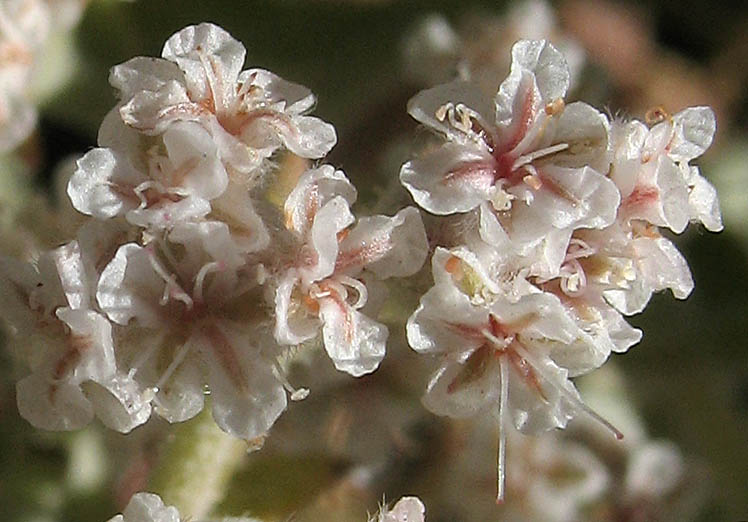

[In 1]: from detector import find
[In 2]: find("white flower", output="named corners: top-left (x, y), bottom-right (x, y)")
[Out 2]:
top-left (376, 496), bottom-right (426, 522)
top-left (68, 120), bottom-right (228, 230)
top-left (1, 241), bottom-right (149, 432)
top-left (401, 40), bottom-right (618, 250)
top-left (612, 107), bottom-right (722, 233)
top-left (407, 247), bottom-right (621, 501)
top-left (110, 23), bottom-right (336, 175)
top-left (274, 165), bottom-right (428, 376)
top-left (96, 224), bottom-right (286, 440)
top-left (0, 0), bottom-right (49, 151)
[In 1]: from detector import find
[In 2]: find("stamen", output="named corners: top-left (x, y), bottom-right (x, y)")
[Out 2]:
top-left (127, 333), bottom-right (164, 379)
top-left (511, 342), bottom-right (623, 440)
top-left (134, 180), bottom-right (164, 209)
top-left (435, 102), bottom-right (452, 122)
top-left (496, 356), bottom-right (509, 504)
top-left (559, 259), bottom-right (587, 297)
top-left (481, 328), bottom-right (510, 350)
top-left (154, 338), bottom-right (193, 390)
top-left (337, 275), bottom-right (368, 310)
top-left (193, 261), bottom-right (221, 304)
top-left (522, 174), bottom-right (543, 190)
top-left (565, 238), bottom-right (596, 261)
top-left (147, 250), bottom-right (193, 309)
top-left (511, 142), bottom-right (570, 171)
top-left (272, 363), bottom-right (310, 402)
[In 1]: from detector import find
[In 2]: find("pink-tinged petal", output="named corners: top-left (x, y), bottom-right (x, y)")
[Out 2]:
top-left (68, 148), bottom-right (146, 219)
top-left (162, 121), bottom-right (228, 200)
top-left (284, 165), bottom-right (356, 237)
top-left (301, 196), bottom-right (355, 285)
top-left (153, 357), bottom-right (205, 423)
top-left (97, 244), bottom-right (164, 328)
top-left (538, 165), bottom-right (620, 230)
top-left (379, 496), bottom-right (426, 522)
top-left (161, 23), bottom-right (246, 107)
top-left (119, 81), bottom-right (193, 134)
top-left (273, 271), bottom-right (320, 346)
top-left (109, 56), bottom-right (184, 100)
top-left (97, 106), bottom-right (142, 153)
top-left (210, 186), bottom-right (270, 253)
top-left (656, 158), bottom-right (690, 234)
top-left (115, 492), bottom-right (180, 522)
top-left (492, 293), bottom-right (576, 344)
top-left (278, 115), bottom-right (337, 159)
top-left (169, 221), bottom-right (243, 271)
top-left (195, 324), bottom-right (287, 440)
top-left (336, 207), bottom-right (428, 279)
top-left (669, 107), bottom-right (715, 162)
top-left (686, 167), bottom-right (723, 232)
top-left (508, 165), bottom-right (619, 246)
top-left (126, 195), bottom-right (211, 230)
top-left (610, 119), bottom-right (648, 198)
top-left (16, 373), bottom-right (93, 431)
top-left (506, 347), bottom-right (577, 433)
top-left (599, 305), bottom-right (642, 353)
top-left (86, 374), bottom-right (152, 433)
top-left (633, 237), bottom-right (694, 300)
top-left (318, 295), bottom-right (388, 376)
top-left (527, 227), bottom-right (573, 280)
top-left (478, 202), bottom-right (511, 249)
top-left (407, 79), bottom-right (497, 144)
top-left (55, 307), bottom-right (117, 382)
top-left (400, 142), bottom-right (496, 215)
top-left (240, 68), bottom-right (316, 115)
top-left (0, 256), bottom-right (40, 332)
top-left (76, 219), bottom-right (133, 293)
top-left (509, 40), bottom-right (569, 103)
top-left (604, 277), bottom-right (652, 316)
top-left (543, 101), bottom-right (611, 173)
top-left (50, 241), bottom-right (89, 309)
top-left (0, 94), bottom-right (36, 153)
top-left (422, 355), bottom-right (500, 418)
top-left (495, 40), bottom-right (569, 130)
top-left (406, 282), bottom-right (488, 356)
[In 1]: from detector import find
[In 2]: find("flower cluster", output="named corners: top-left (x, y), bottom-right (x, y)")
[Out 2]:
top-left (401, 38), bottom-right (721, 500)
top-left (0, 0), bottom-right (86, 151)
top-left (0, 23), bottom-right (427, 440)
top-left (109, 492), bottom-right (425, 522)
top-left (107, 492), bottom-right (260, 522)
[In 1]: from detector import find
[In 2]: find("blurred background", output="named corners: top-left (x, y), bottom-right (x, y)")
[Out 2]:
top-left (0, 1), bottom-right (746, 520)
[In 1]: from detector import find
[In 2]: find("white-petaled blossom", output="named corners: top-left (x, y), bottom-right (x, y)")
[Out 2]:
top-left (1, 241), bottom-right (149, 432)
top-left (375, 496), bottom-right (426, 522)
top-left (96, 225), bottom-right (286, 440)
top-left (68, 120), bottom-right (228, 230)
top-left (107, 492), bottom-right (261, 522)
top-left (0, 0), bottom-right (49, 151)
top-left (0, 0), bottom-right (88, 152)
top-left (274, 165), bottom-right (428, 377)
top-left (2, 22), bottom-right (432, 442)
top-left (611, 107), bottom-right (722, 234)
top-left (399, 35), bottom-right (724, 503)
top-left (407, 248), bottom-right (621, 502)
top-left (401, 40), bottom-right (619, 251)
top-left (110, 23), bottom-right (336, 175)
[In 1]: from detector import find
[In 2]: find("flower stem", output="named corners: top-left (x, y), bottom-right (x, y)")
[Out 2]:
top-left (148, 407), bottom-right (247, 519)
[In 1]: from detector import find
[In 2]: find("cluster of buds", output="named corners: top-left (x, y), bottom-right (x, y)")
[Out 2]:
top-left (0, 23), bottom-right (427, 441)
top-left (400, 38), bottom-right (721, 501)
